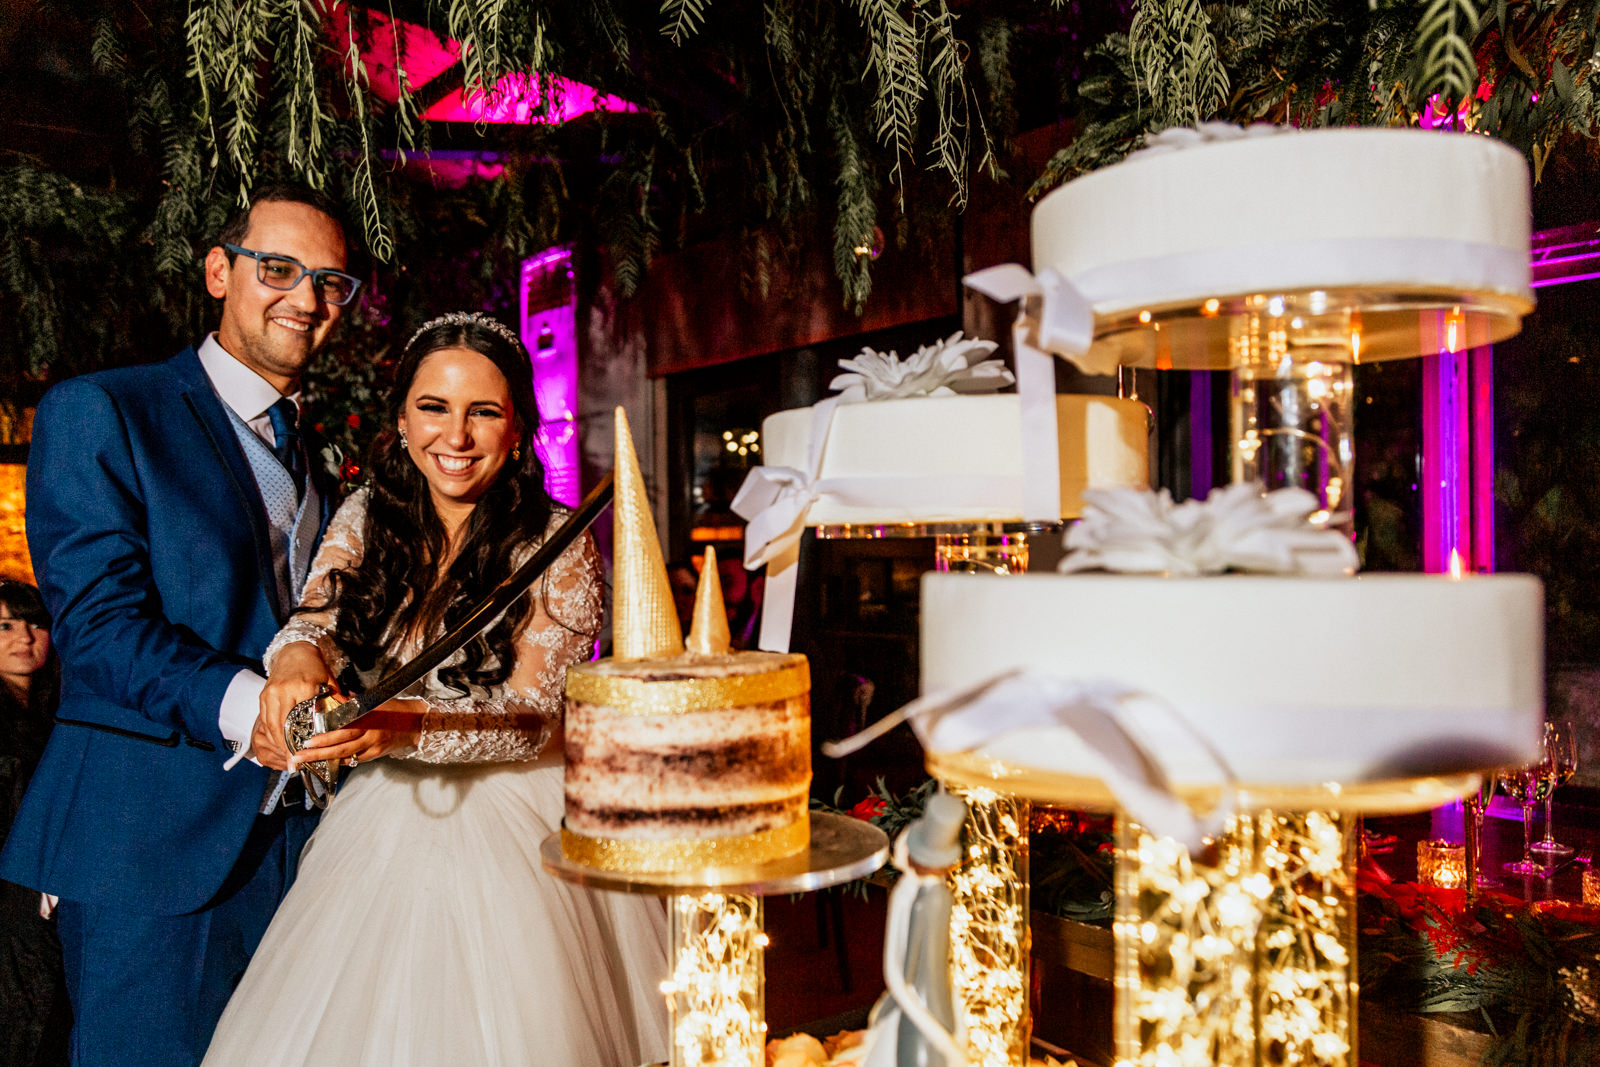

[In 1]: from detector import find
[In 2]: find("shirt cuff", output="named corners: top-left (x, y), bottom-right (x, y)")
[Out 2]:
top-left (219, 669), bottom-right (267, 769)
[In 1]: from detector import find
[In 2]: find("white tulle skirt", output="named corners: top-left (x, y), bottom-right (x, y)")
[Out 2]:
top-left (204, 753), bottom-right (670, 1067)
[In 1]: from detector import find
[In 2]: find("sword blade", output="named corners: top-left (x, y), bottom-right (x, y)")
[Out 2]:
top-left (320, 473), bottom-right (615, 731)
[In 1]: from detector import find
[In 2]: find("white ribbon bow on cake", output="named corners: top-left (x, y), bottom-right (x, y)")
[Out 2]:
top-left (732, 334), bottom-right (1017, 651)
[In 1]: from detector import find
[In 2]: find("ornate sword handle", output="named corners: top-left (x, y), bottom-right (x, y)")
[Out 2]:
top-left (283, 683), bottom-right (340, 809)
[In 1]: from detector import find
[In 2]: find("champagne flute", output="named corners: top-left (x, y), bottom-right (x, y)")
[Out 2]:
top-left (1465, 773), bottom-right (1500, 888)
top-left (1530, 721), bottom-right (1578, 857)
top-left (1500, 759), bottom-right (1551, 875)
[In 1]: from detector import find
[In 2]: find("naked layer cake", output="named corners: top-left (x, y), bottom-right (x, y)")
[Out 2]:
top-left (563, 649), bottom-right (811, 865)
top-left (561, 408), bottom-right (812, 872)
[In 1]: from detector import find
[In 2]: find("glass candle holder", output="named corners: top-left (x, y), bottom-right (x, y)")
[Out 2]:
top-left (1583, 868), bottom-right (1600, 907)
top-left (1417, 839), bottom-right (1467, 889)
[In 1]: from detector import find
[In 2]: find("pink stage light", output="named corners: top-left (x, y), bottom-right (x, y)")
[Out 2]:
top-left (421, 72), bottom-right (638, 125)
top-left (326, 3), bottom-right (459, 105)
top-left (326, 2), bottom-right (637, 124)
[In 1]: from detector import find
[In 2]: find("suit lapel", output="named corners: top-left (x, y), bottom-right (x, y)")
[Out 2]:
top-left (172, 348), bottom-right (288, 623)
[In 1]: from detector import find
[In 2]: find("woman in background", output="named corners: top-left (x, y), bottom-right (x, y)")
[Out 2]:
top-left (0, 580), bottom-right (69, 1067)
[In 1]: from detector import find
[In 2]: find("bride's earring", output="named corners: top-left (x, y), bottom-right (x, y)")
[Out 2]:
top-left (398, 426), bottom-right (409, 448)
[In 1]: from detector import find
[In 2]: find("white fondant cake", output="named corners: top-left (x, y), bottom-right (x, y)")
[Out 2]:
top-left (1031, 126), bottom-right (1535, 369)
top-left (919, 571), bottom-right (1544, 789)
top-left (761, 394), bottom-right (1149, 525)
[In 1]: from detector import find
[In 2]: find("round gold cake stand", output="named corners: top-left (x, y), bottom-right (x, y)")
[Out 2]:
top-left (541, 812), bottom-right (889, 1067)
top-left (926, 750), bottom-right (1484, 815)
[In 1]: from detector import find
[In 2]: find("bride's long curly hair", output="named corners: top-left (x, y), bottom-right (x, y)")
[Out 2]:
top-left (318, 316), bottom-right (558, 693)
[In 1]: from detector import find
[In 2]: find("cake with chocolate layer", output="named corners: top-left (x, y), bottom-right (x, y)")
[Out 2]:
top-left (564, 650), bottom-right (811, 860)
top-left (560, 408), bottom-right (812, 872)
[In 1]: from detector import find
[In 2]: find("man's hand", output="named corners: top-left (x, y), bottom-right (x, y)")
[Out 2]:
top-left (252, 642), bottom-right (338, 771)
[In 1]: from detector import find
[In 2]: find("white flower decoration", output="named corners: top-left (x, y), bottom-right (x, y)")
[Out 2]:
top-left (1058, 483), bottom-right (1358, 577)
top-left (829, 331), bottom-right (1014, 402)
top-left (1126, 121), bottom-right (1290, 162)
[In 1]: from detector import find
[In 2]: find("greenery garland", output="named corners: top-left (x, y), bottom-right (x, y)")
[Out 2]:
top-left (1359, 873), bottom-right (1600, 1066)
top-left (1034, 0), bottom-right (1600, 193)
top-left (10, 0), bottom-right (1600, 412)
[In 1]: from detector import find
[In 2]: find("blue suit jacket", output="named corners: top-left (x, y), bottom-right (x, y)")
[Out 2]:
top-left (0, 348), bottom-right (335, 914)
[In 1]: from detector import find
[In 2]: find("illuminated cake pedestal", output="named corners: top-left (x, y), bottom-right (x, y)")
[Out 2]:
top-left (820, 522), bottom-right (1039, 1065)
top-left (542, 812), bottom-right (888, 1067)
top-left (929, 750), bottom-right (1480, 1067)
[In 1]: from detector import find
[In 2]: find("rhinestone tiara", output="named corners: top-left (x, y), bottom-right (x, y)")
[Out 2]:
top-left (404, 311), bottom-right (525, 355)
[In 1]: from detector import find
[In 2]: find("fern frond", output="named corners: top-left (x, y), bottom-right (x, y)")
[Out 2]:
top-left (661, 0), bottom-right (710, 45)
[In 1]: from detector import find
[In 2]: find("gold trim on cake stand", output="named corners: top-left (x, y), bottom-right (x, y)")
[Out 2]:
top-left (541, 812), bottom-right (889, 1067)
top-left (927, 750), bottom-right (1484, 816)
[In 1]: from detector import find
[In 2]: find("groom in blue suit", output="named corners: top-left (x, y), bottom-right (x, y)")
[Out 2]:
top-left (1, 185), bottom-right (358, 1066)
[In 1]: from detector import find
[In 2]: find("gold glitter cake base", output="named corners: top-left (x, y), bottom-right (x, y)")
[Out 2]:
top-left (560, 819), bottom-right (811, 874)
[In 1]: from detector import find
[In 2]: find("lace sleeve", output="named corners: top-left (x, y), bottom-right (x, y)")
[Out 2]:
top-left (408, 525), bottom-right (604, 764)
top-left (262, 488), bottom-right (370, 677)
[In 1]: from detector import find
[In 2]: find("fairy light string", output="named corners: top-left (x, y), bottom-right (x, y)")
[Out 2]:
top-left (1115, 810), bottom-right (1357, 1067)
top-left (660, 893), bottom-right (767, 1067)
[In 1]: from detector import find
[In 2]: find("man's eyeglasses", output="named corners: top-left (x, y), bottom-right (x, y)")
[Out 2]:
top-left (224, 244), bottom-right (363, 307)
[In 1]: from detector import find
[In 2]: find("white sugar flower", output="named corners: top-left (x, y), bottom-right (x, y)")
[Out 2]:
top-left (829, 331), bottom-right (1013, 402)
top-left (1060, 484), bottom-right (1357, 576)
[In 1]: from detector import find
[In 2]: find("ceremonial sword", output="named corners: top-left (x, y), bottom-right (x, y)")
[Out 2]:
top-left (283, 473), bottom-right (615, 806)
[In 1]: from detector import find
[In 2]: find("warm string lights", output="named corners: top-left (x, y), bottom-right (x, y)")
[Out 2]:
top-left (661, 893), bottom-right (767, 1067)
top-left (946, 785), bottom-right (1031, 1066)
top-left (1115, 810), bottom-right (1357, 1067)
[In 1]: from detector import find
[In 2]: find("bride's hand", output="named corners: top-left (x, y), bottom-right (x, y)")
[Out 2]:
top-left (291, 697), bottom-right (423, 768)
top-left (253, 642), bottom-right (340, 770)
top-left (291, 725), bottom-right (419, 767)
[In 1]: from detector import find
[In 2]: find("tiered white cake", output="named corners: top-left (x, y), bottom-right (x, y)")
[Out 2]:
top-left (920, 571), bottom-right (1544, 791)
top-left (761, 394), bottom-right (1150, 526)
top-left (915, 126), bottom-right (1545, 794)
top-left (1030, 125), bottom-right (1535, 370)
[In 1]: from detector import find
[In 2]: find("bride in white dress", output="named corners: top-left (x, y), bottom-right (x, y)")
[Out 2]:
top-left (204, 312), bottom-right (669, 1067)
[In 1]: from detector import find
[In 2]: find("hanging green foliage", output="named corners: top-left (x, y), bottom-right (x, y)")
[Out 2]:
top-left (1034, 0), bottom-right (1600, 194)
top-left (177, 0), bottom-right (999, 313)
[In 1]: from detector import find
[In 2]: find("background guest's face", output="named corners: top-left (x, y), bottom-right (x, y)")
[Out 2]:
top-left (205, 200), bottom-right (349, 393)
top-left (0, 604), bottom-right (50, 697)
top-left (397, 346), bottom-right (518, 511)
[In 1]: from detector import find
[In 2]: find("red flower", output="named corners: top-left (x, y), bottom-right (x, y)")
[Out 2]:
top-left (339, 458), bottom-right (362, 482)
top-left (346, 414), bottom-right (361, 428)
top-left (849, 796), bottom-right (888, 822)
top-left (314, 423), bottom-right (325, 433)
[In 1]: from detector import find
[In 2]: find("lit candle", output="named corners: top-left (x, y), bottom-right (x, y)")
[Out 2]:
top-left (1583, 868), bottom-right (1600, 907)
top-left (1417, 839), bottom-right (1467, 889)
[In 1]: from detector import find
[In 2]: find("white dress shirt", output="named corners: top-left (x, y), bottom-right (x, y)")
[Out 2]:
top-left (197, 335), bottom-right (302, 765)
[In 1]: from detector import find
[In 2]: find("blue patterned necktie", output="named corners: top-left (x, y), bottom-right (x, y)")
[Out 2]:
top-left (266, 397), bottom-right (307, 498)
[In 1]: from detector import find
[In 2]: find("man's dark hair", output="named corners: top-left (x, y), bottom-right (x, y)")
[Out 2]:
top-left (216, 182), bottom-right (360, 267)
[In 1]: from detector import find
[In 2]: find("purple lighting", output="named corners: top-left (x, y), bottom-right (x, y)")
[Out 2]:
top-left (520, 248), bottom-right (581, 506)
top-left (327, 2), bottom-right (638, 128)
top-left (423, 73), bottom-right (638, 125)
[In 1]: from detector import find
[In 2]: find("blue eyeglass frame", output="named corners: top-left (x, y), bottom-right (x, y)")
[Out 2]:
top-left (224, 244), bottom-right (363, 306)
